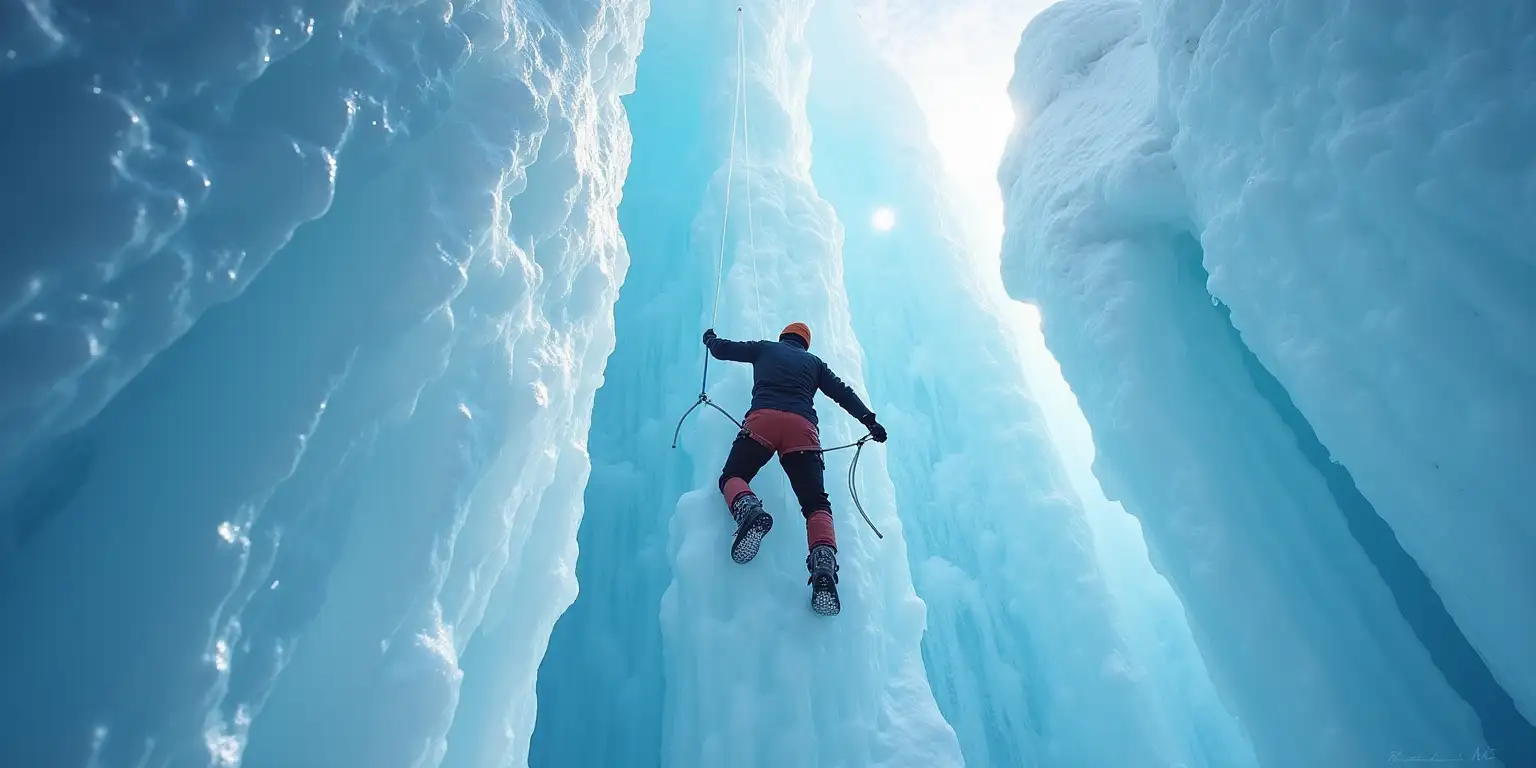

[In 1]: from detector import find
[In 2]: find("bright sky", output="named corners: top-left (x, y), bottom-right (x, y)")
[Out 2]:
top-left (847, 0), bottom-right (1120, 499)
top-left (846, 0), bottom-right (1175, 592)
top-left (850, 0), bottom-right (1058, 249)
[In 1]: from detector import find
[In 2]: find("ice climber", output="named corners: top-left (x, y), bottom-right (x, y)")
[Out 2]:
top-left (702, 322), bottom-right (888, 616)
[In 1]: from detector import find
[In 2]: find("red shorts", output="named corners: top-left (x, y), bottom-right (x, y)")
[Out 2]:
top-left (744, 409), bottom-right (821, 455)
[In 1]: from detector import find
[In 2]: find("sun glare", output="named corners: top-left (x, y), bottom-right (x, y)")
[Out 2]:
top-left (872, 206), bottom-right (896, 231)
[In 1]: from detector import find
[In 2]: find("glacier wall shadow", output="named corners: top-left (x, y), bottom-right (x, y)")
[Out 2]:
top-left (0, 1), bottom-right (643, 766)
top-left (529, 0), bottom-right (729, 761)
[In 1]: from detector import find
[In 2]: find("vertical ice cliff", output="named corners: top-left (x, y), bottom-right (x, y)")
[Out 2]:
top-left (805, 2), bottom-right (1256, 766)
top-left (534, 1), bottom-right (961, 766)
top-left (1001, 0), bottom-right (1534, 765)
top-left (0, 1), bottom-right (644, 766)
top-left (529, 0), bottom-right (722, 762)
top-left (1143, 0), bottom-right (1536, 728)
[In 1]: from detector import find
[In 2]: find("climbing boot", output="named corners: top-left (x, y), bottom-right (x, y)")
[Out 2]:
top-left (807, 544), bottom-right (841, 616)
top-left (729, 493), bottom-right (773, 564)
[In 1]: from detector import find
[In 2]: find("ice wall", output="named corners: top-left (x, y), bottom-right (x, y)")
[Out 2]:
top-left (1000, 0), bottom-right (1533, 765)
top-left (531, 0), bottom-right (731, 760)
top-left (804, 2), bottom-right (1256, 767)
top-left (1143, 0), bottom-right (1536, 727)
top-left (533, 2), bottom-right (961, 766)
top-left (0, 1), bottom-right (643, 766)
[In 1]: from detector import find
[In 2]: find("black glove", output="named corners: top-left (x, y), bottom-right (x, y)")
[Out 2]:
top-left (703, 328), bottom-right (717, 346)
top-left (861, 413), bottom-right (888, 443)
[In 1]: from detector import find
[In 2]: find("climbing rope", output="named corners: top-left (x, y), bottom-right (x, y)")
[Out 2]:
top-left (671, 7), bottom-right (749, 449)
top-left (739, 12), bottom-right (765, 339)
top-left (707, 9), bottom-right (745, 337)
top-left (847, 438), bottom-right (882, 538)
top-left (668, 7), bottom-right (881, 540)
top-left (827, 435), bottom-right (882, 539)
top-left (670, 393), bottom-right (744, 449)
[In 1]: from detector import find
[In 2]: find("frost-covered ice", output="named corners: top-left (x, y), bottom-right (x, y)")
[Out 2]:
top-left (0, 1), bottom-right (643, 765)
top-left (1001, 0), bottom-right (1534, 764)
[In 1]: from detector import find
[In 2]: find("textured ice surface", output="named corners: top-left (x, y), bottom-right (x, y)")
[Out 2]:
top-left (805, 2), bottom-right (1256, 767)
top-left (1145, 0), bottom-right (1536, 726)
top-left (0, 1), bottom-right (643, 766)
top-left (534, 1), bottom-right (961, 766)
top-left (528, 0), bottom-right (713, 763)
top-left (1000, 0), bottom-right (1531, 764)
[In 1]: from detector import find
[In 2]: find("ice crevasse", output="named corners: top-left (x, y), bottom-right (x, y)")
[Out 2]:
top-left (1001, 0), bottom-right (1535, 765)
top-left (543, 0), bottom-right (1255, 765)
top-left (536, 0), bottom-right (965, 765)
top-left (1, 0), bottom-right (1532, 764)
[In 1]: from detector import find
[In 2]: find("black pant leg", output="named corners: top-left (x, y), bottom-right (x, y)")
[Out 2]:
top-left (779, 450), bottom-right (831, 518)
top-left (718, 430), bottom-right (775, 493)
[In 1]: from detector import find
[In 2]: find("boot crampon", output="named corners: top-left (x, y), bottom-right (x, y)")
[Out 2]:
top-left (807, 544), bottom-right (840, 616)
top-left (729, 492), bottom-right (774, 565)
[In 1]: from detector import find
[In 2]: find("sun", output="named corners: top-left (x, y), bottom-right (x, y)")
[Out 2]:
top-left (871, 206), bottom-right (896, 231)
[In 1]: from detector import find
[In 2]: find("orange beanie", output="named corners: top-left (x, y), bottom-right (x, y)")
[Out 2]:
top-left (781, 322), bottom-right (811, 348)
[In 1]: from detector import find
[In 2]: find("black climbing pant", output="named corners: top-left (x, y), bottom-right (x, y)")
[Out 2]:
top-left (718, 429), bottom-right (830, 520)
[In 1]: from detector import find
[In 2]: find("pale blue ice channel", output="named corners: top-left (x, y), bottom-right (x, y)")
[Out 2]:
top-left (1, 0), bottom-right (1532, 766)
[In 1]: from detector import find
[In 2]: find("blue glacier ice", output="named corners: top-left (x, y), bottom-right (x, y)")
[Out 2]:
top-left (4, 0), bottom-right (1534, 765)
top-left (1, 0), bottom-right (643, 765)
top-left (1001, 0), bottom-right (1535, 765)
top-left (804, 2), bottom-right (1255, 766)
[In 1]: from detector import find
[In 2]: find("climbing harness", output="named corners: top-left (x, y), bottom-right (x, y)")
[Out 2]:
top-left (668, 7), bottom-right (881, 540)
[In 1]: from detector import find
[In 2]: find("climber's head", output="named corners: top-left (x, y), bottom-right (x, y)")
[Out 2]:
top-left (779, 322), bottom-right (811, 349)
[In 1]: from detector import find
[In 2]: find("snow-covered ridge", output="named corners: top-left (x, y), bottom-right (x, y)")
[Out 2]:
top-left (1001, 0), bottom-right (1534, 764)
top-left (0, 1), bottom-right (643, 765)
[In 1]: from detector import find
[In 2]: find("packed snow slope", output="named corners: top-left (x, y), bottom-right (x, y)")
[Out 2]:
top-left (1001, 0), bottom-right (1536, 765)
top-left (534, 2), bottom-right (961, 767)
top-left (804, 2), bottom-right (1256, 767)
top-left (0, 1), bottom-right (643, 766)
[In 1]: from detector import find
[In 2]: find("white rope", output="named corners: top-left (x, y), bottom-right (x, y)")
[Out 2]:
top-left (709, 7), bottom-right (747, 328)
top-left (740, 12), bottom-right (766, 340)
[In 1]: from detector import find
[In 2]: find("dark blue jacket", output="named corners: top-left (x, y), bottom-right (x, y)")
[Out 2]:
top-left (706, 335), bottom-right (873, 426)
